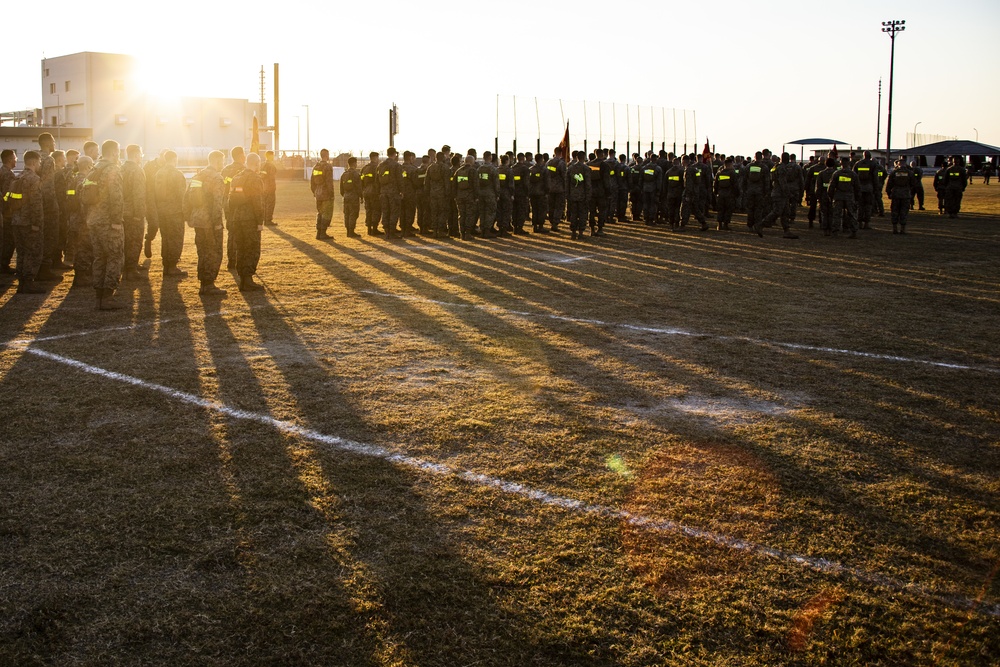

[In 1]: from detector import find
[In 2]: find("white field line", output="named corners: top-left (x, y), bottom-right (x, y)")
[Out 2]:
top-left (21, 345), bottom-right (1000, 619)
top-left (355, 290), bottom-right (1000, 374)
top-left (3, 288), bottom-right (997, 374)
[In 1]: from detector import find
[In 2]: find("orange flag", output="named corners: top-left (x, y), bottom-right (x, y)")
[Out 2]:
top-left (557, 122), bottom-right (570, 158)
top-left (250, 114), bottom-right (261, 155)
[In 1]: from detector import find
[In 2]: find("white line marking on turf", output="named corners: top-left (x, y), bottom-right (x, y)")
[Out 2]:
top-left (23, 345), bottom-right (1000, 619)
top-left (355, 290), bottom-right (1000, 374)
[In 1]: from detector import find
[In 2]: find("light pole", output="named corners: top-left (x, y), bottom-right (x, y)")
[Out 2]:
top-left (882, 19), bottom-right (905, 162)
top-left (913, 121), bottom-right (921, 148)
top-left (974, 128), bottom-right (979, 141)
top-left (302, 104), bottom-right (310, 180)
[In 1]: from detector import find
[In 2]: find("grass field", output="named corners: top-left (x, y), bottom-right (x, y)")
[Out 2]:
top-left (1, 180), bottom-right (999, 666)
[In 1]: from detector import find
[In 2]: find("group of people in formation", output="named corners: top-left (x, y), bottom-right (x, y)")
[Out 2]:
top-left (2, 133), bottom-right (973, 308)
top-left (1, 133), bottom-right (278, 306)
top-left (308, 145), bottom-right (970, 243)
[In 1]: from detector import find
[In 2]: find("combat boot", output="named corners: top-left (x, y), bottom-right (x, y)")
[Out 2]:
top-left (35, 268), bottom-right (61, 282)
top-left (17, 278), bottom-right (46, 294)
top-left (239, 275), bottom-right (264, 292)
top-left (163, 264), bottom-right (188, 277)
top-left (199, 282), bottom-right (228, 296)
top-left (98, 288), bottom-right (125, 310)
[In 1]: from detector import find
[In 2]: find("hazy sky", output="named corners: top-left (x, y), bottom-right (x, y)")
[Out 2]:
top-left (7, 0), bottom-right (998, 157)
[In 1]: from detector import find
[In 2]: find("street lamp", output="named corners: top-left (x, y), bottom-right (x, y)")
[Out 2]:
top-left (974, 128), bottom-right (979, 141)
top-left (302, 104), bottom-right (310, 181)
top-left (882, 19), bottom-right (905, 162)
top-left (913, 121), bottom-right (921, 148)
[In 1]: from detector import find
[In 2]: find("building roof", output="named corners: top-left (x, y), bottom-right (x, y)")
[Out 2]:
top-left (896, 139), bottom-right (1000, 156)
top-left (787, 138), bottom-right (850, 146)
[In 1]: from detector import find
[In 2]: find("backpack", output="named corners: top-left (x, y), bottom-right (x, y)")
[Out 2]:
top-left (186, 170), bottom-right (208, 209)
top-left (310, 164), bottom-right (326, 193)
top-left (82, 164), bottom-right (110, 206)
top-left (3, 174), bottom-right (27, 213)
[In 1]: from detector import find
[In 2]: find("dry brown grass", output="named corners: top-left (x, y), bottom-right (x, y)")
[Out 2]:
top-left (1, 180), bottom-right (998, 666)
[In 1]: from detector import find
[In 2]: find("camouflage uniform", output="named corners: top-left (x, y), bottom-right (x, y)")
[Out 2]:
top-left (260, 158), bottom-right (277, 224)
top-left (155, 164), bottom-right (188, 268)
top-left (38, 152), bottom-right (60, 270)
top-left (184, 165), bottom-right (225, 283)
top-left (0, 164), bottom-right (16, 269)
top-left (360, 160), bottom-right (382, 234)
top-left (122, 159), bottom-right (146, 271)
top-left (69, 171), bottom-right (94, 285)
top-left (339, 167), bottom-right (362, 236)
top-left (11, 169), bottom-right (44, 286)
top-left (143, 157), bottom-right (162, 248)
top-left (827, 167), bottom-right (861, 235)
top-left (87, 159), bottom-right (125, 292)
top-left (377, 158), bottom-right (404, 237)
top-left (423, 159), bottom-right (451, 238)
top-left (221, 161), bottom-right (244, 265)
top-left (476, 160), bottom-right (499, 235)
top-left (228, 167), bottom-right (264, 282)
top-left (310, 159), bottom-right (334, 236)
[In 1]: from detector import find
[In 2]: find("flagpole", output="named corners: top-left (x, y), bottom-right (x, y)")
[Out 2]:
top-left (535, 97), bottom-right (540, 155)
top-left (661, 107), bottom-right (666, 152)
top-left (683, 110), bottom-right (688, 155)
top-left (672, 108), bottom-right (677, 155)
top-left (649, 106), bottom-right (654, 153)
top-left (626, 104), bottom-right (630, 158)
top-left (513, 95), bottom-right (518, 156)
top-left (583, 100), bottom-right (588, 155)
top-left (693, 111), bottom-right (697, 155)
top-left (598, 101), bottom-right (603, 150)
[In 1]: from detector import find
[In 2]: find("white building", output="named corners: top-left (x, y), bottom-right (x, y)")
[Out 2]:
top-left (34, 51), bottom-right (269, 165)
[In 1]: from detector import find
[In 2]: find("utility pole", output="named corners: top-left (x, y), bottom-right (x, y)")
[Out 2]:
top-left (882, 19), bottom-right (905, 162)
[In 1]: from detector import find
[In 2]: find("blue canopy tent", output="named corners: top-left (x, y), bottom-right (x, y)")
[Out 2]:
top-left (785, 138), bottom-right (851, 161)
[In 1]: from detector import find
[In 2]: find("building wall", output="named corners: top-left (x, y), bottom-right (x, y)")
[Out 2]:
top-left (36, 52), bottom-right (269, 164)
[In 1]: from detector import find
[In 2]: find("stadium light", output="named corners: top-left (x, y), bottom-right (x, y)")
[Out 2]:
top-left (882, 19), bottom-right (905, 161)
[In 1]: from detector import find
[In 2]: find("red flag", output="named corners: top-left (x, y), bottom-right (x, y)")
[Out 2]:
top-left (702, 138), bottom-right (711, 162)
top-left (557, 122), bottom-right (569, 158)
top-left (830, 144), bottom-right (839, 160)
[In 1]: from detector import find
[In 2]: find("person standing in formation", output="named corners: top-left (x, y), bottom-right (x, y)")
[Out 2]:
top-left (87, 140), bottom-right (126, 310)
top-left (11, 151), bottom-right (46, 294)
top-left (340, 156), bottom-right (362, 238)
top-left (261, 150), bottom-right (277, 226)
top-left (827, 157), bottom-right (860, 238)
top-left (69, 156), bottom-right (94, 288)
top-left (886, 157), bottom-right (919, 235)
top-left (229, 152), bottom-right (265, 291)
top-left (184, 150), bottom-right (227, 296)
top-left (566, 150), bottom-right (591, 240)
top-left (121, 144), bottom-right (147, 280)
top-left (378, 147), bottom-right (404, 238)
top-left (222, 146), bottom-right (246, 268)
top-left (0, 149), bottom-right (18, 274)
top-left (361, 151), bottom-right (382, 236)
top-left (154, 150), bottom-right (188, 277)
top-left (311, 148), bottom-right (334, 240)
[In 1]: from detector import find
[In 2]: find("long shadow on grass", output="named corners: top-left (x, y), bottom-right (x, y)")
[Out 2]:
top-left (0, 270), bottom-right (248, 664)
top-left (187, 283), bottom-right (600, 664)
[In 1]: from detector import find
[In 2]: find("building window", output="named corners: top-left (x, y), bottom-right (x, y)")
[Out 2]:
top-left (44, 68), bottom-right (49, 77)
top-left (49, 83), bottom-right (55, 94)
top-left (65, 81), bottom-right (70, 92)
top-left (51, 116), bottom-right (57, 126)
top-left (113, 80), bottom-right (125, 91)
